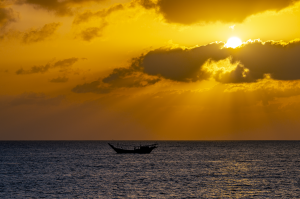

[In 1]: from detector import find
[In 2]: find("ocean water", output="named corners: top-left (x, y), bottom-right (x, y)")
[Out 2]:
top-left (1, 141), bottom-right (300, 198)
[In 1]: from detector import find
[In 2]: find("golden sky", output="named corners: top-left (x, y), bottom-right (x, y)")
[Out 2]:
top-left (1, 0), bottom-right (300, 140)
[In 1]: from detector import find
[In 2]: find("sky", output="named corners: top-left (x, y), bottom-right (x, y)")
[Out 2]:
top-left (1, 0), bottom-right (300, 140)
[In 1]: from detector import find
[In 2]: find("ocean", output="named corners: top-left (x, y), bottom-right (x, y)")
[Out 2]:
top-left (1, 141), bottom-right (300, 198)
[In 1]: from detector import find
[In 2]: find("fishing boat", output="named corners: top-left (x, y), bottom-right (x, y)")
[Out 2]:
top-left (108, 143), bottom-right (157, 154)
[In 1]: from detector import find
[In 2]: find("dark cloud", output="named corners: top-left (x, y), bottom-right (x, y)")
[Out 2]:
top-left (16, 57), bottom-right (81, 74)
top-left (142, 43), bottom-right (229, 82)
top-left (140, 40), bottom-right (300, 83)
top-left (49, 76), bottom-right (68, 83)
top-left (220, 40), bottom-right (300, 83)
top-left (10, 92), bottom-right (65, 106)
top-left (139, 0), bottom-right (296, 24)
top-left (15, 0), bottom-right (107, 16)
top-left (0, 7), bottom-right (18, 30)
top-left (22, 22), bottom-right (60, 44)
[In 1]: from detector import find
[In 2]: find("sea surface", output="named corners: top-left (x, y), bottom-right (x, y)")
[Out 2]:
top-left (1, 141), bottom-right (300, 198)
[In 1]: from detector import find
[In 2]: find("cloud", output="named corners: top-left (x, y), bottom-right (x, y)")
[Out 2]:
top-left (134, 0), bottom-right (156, 9)
top-left (72, 57), bottom-right (160, 94)
top-left (78, 25), bottom-right (106, 41)
top-left (0, 22), bottom-right (59, 43)
top-left (214, 64), bottom-right (252, 83)
top-left (72, 71), bottom-right (160, 94)
top-left (22, 22), bottom-right (61, 44)
top-left (103, 71), bottom-right (160, 88)
top-left (73, 4), bottom-right (123, 41)
top-left (73, 3), bottom-right (124, 25)
top-left (53, 57), bottom-right (80, 68)
top-left (72, 80), bottom-right (111, 94)
top-left (102, 56), bottom-right (144, 82)
top-left (49, 76), bottom-right (68, 83)
top-left (0, 6), bottom-right (18, 30)
top-left (15, 0), bottom-right (107, 16)
top-left (16, 63), bottom-right (51, 74)
top-left (16, 57), bottom-right (81, 74)
top-left (138, 0), bottom-right (296, 24)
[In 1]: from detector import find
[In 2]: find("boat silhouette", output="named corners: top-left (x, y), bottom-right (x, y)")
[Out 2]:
top-left (108, 143), bottom-right (157, 154)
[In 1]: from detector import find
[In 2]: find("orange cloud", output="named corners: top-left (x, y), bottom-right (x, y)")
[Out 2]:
top-left (49, 76), bottom-right (69, 83)
top-left (78, 25), bottom-right (106, 41)
top-left (73, 4), bottom-right (124, 41)
top-left (15, 0), bottom-right (107, 16)
top-left (1, 22), bottom-right (60, 43)
top-left (16, 57), bottom-right (81, 74)
top-left (72, 80), bottom-right (111, 94)
top-left (72, 57), bottom-right (160, 93)
top-left (22, 22), bottom-right (61, 43)
top-left (132, 0), bottom-right (156, 9)
top-left (73, 4), bottom-right (124, 25)
top-left (0, 7), bottom-right (18, 30)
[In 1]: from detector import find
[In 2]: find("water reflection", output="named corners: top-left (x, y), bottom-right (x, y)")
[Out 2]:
top-left (0, 141), bottom-right (300, 198)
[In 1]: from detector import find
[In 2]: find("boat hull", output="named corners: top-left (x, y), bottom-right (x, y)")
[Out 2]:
top-left (108, 143), bottom-right (157, 154)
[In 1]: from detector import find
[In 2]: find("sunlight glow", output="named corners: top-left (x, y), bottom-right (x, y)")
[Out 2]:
top-left (225, 37), bottom-right (242, 48)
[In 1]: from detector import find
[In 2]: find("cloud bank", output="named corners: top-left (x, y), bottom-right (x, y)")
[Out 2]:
top-left (73, 39), bottom-right (300, 93)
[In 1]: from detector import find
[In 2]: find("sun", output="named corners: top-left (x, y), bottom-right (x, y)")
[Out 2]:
top-left (225, 37), bottom-right (242, 48)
